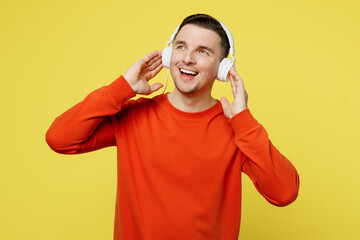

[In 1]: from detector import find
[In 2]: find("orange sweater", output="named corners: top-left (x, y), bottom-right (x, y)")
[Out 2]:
top-left (46, 75), bottom-right (299, 240)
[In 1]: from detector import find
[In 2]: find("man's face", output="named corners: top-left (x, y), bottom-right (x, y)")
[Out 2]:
top-left (170, 24), bottom-right (223, 96)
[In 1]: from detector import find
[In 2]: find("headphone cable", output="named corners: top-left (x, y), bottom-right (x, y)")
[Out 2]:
top-left (162, 69), bottom-right (169, 94)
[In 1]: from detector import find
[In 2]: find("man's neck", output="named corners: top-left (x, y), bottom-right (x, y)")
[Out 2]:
top-left (167, 89), bottom-right (217, 113)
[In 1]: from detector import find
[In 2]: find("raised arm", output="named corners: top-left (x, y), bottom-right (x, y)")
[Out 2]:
top-left (45, 51), bottom-right (164, 154)
top-left (221, 67), bottom-right (299, 206)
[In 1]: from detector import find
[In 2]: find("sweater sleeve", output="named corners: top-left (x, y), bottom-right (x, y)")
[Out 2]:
top-left (229, 109), bottom-right (300, 207)
top-left (45, 75), bottom-right (136, 154)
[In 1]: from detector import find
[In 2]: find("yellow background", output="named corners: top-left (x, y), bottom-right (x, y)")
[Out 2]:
top-left (1, 0), bottom-right (359, 239)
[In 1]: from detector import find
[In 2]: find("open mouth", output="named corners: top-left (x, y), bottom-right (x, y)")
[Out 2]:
top-left (179, 68), bottom-right (199, 77)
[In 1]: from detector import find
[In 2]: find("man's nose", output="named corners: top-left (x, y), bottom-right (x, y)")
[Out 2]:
top-left (182, 51), bottom-right (196, 64)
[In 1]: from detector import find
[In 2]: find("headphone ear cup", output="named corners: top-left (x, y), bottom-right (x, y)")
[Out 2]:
top-left (217, 58), bottom-right (234, 82)
top-left (162, 46), bottom-right (173, 69)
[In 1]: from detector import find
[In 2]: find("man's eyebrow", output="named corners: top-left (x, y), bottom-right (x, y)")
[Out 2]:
top-left (199, 45), bottom-right (215, 54)
top-left (174, 40), bottom-right (186, 45)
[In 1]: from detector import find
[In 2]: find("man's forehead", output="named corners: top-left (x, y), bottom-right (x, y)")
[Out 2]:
top-left (174, 24), bottom-right (222, 49)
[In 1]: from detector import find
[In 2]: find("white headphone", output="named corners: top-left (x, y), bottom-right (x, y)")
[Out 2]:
top-left (162, 19), bottom-right (236, 82)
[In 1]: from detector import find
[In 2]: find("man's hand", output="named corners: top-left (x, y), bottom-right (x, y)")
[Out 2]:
top-left (220, 67), bottom-right (248, 119)
top-left (123, 51), bottom-right (164, 95)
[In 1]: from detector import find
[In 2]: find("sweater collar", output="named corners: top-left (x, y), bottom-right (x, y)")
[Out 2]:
top-left (159, 93), bottom-right (223, 119)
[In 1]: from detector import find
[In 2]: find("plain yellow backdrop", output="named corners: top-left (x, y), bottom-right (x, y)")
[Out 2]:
top-left (1, 0), bottom-right (359, 239)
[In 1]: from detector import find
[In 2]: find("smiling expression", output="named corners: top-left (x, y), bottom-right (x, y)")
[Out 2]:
top-left (170, 24), bottom-right (223, 97)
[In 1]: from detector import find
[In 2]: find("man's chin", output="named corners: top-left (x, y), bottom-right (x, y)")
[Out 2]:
top-left (173, 82), bottom-right (198, 95)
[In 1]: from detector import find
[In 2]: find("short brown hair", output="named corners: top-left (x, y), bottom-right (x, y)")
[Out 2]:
top-left (174, 14), bottom-right (230, 59)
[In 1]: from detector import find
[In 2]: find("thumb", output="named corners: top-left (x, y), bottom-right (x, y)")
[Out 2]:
top-left (149, 83), bottom-right (164, 94)
top-left (220, 97), bottom-right (231, 118)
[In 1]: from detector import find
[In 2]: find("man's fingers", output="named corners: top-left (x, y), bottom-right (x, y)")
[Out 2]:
top-left (139, 51), bottom-right (160, 70)
top-left (147, 54), bottom-right (161, 68)
top-left (148, 57), bottom-right (162, 71)
top-left (229, 75), bottom-right (236, 98)
top-left (151, 63), bottom-right (163, 77)
top-left (229, 67), bottom-right (246, 98)
top-left (229, 67), bottom-right (239, 79)
top-left (143, 51), bottom-right (159, 63)
top-left (145, 62), bottom-right (163, 80)
top-left (145, 51), bottom-right (161, 65)
top-left (229, 67), bottom-right (245, 88)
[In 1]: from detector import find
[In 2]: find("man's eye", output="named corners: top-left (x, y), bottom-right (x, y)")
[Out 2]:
top-left (176, 45), bottom-right (184, 50)
top-left (199, 50), bottom-right (208, 55)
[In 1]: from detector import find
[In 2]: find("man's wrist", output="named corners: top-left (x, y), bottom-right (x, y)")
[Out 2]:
top-left (122, 74), bottom-right (138, 93)
top-left (229, 107), bottom-right (247, 119)
top-left (104, 75), bottom-right (136, 107)
top-left (229, 108), bottom-right (259, 136)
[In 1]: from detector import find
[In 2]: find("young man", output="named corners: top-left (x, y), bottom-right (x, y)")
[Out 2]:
top-left (46, 14), bottom-right (299, 240)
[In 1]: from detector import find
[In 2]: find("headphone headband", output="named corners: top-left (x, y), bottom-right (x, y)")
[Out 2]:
top-left (166, 18), bottom-right (235, 64)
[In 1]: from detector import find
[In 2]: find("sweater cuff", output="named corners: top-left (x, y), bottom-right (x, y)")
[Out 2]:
top-left (104, 75), bottom-right (136, 108)
top-left (229, 108), bottom-right (259, 136)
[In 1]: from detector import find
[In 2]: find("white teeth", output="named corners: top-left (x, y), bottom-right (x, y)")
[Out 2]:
top-left (180, 69), bottom-right (198, 76)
